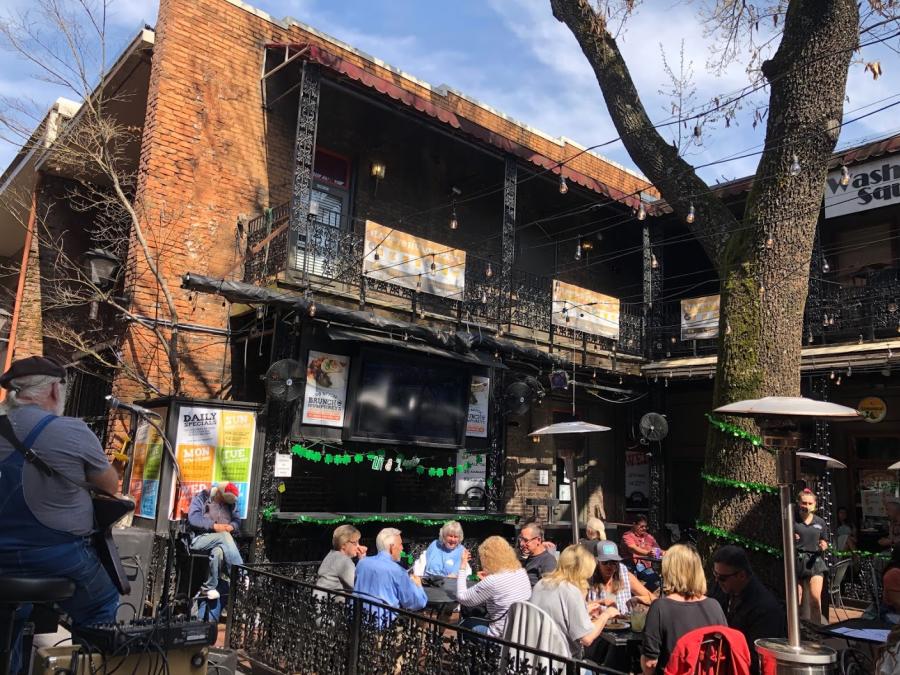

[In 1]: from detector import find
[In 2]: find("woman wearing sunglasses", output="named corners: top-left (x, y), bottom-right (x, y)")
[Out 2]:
top-left (589, 540), bottom-right (653, 614)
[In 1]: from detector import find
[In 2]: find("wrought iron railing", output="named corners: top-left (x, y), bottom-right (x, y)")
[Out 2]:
top-left (808, 267), bottom-right (900, 343)
top-left (243, 207), bottom-right (645, 355)
top-left (227, 562), bottom-right (620, 675)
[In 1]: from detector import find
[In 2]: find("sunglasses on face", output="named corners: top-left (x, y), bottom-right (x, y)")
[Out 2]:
top-left (714, 571), bottom-right (740, 581)
top-left (599, 561), bottom-right (617, 567)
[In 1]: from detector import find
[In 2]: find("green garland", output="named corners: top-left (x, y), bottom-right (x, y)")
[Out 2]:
top-left (290, 443), bottom-right (484, 478)
top-left (696, 522), bottom-right (782, 557)
top-left (832, 549), bottom-right (891, 560)
top-left (701, 472), bottom-right (777, 495)
top-left (261, 509), bottom-right (515, 527)
top-left (705, 414), bottom-right (765, 447)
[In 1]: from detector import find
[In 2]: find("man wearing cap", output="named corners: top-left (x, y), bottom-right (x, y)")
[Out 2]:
top-left (188, 482), bottom-right (244, 600)
top-left (0, 356), bottom-right (123, 673)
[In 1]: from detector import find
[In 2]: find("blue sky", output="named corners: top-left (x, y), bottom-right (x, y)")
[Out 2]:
top-left (0, 0), bottom-right (897, 184)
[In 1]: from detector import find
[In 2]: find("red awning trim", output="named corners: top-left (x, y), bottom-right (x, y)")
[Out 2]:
top-left (273, 43), bottom-right (645, 211)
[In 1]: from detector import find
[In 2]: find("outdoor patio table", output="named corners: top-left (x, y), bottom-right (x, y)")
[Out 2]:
top-left (588, 628), bottom-right (642, 673)
top-left (815, 617), bottom-right (892, 645)
top-left (422, 577), bottom-right (475, 619)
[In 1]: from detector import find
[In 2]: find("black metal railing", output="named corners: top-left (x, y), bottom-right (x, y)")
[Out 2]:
top-left (809, 267), bottom-right (900, 343)
top-left (243, 206), bottom-right (645, 355)
top-left (227, 562), bottom-right (619, 675)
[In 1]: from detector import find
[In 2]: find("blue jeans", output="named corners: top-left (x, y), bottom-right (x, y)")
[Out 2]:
top-left (0, 539), bottom-right (119, 674)
top-left (190, 532), bottom-right (243, 591)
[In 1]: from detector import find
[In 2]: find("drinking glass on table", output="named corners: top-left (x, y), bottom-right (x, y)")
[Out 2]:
top-left (629, 601), bottom-right (648, 632)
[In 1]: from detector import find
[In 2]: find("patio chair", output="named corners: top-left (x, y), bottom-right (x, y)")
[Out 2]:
top-left (500, 601), bottom-right (573, 673)
top-left (839, 645), bottom-right (874, 675)
top-left (827, 558), bottom-right (853, 621)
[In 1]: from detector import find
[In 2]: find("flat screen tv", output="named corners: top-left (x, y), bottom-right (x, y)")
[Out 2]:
top-left (347, 349), bottom-right (470, 448)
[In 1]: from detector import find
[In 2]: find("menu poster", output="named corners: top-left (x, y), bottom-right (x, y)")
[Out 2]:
top-left (301, 351), bottom-right (350, 428)
top-left (128, 416), bottom-right (165, 518)
top-left (455, 451), bottom-right (487, 510)
top-left (172, 405), bottom-right (256, 519)
top-left (466, 376), bottom-right (490, 438)
top-left (625, 449), bottom-right (651, 512)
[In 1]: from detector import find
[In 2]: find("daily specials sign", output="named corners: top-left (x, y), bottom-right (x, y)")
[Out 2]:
top-left (551, 280), bottom-right (620, 339)
top-left (681, 295), bottom-right (720, 340)
top-left (172, 406), bottom-right (257, 519)
top-left (824, 154), bottom-right (900, 218)
top-left (128, 415), bottom-right (165, 519)
top-left (362, 220), bottom-right (466, 298)
top-left (301, 351), bottom-right (350, 428)
top-left (466, 375), bottom-right (490, 438)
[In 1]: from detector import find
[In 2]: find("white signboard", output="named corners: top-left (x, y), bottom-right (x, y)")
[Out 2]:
top-left (301, 351), bottom-right (350, 428)
top-left (551, 280), bottom-right (620, 339)
top-left (466, 376), bottom-right (490, 437)
top-left (362, 220), bottom-right (466, 297)
top-left (455, 451), bottom-right (487, 510)
top-left (681, 295), bottom-right (720, 340)
top-left (824, 154), bottom-right (900, 218)
top-left (274, 453), bottom-right (293, 478)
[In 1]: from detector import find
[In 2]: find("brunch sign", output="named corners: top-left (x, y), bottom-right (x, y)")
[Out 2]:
top-left (301, 350), bottom-right (350, 428)
top-left (824, 155), bottom-right (900, 218)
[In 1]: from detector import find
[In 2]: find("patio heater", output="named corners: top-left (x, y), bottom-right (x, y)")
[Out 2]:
top-left (528, 420), bottom-right (610, 545)
top-left (712, 396), bottom-right (860, 674)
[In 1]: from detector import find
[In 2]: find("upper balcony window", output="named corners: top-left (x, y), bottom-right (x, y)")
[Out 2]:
top-left (314, 148), bottom-right (350, 188)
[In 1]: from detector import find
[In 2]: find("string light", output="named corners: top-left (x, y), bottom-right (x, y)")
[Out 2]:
top-left (789, 154), bottom-right (802, 176)
top-left (685, 203), bottom-right (695, 224)
top-left (839, 165), bottom-right (851, 187)
top-left (450, 205), bottom-right (458, 230)
top-left (650, 253), bottom-right (659, 270)
top-left (637, 193), bottom-right (647, 221)
top-left (836, 375), bottom-right (842, 386)
top-left (574, 238), bottom-right (582, 261)
top-left (485, 262), bottom-right (493, 278)
top-left (807, 331), bottom-right (813, 344)
top-left (481, 289), bottom-right (488, 305)
top-left (559, 174), bottom-right (569, 194)
top-left (308, 302), bottom-right (316, 318)
top-left (847, 365), bottom-right (852, 377)
top-left (823, 258), bottom-right (830, 272)
top-left (830, 370), bottom-right (835, 380)
top-left (765, 233), bottom-right (774, 249)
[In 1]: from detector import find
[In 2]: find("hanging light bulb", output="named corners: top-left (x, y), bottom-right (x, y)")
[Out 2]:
top-left (373, 247), bottom-right (380, 262)
top-left (575, 239), bottom-right (582, 261)
top-left (823, 258), bottom-right (830, 273)
top-left (485, 262), bottom-right (493, 278)
top-left (559, 174), bottom-right (569, 195)
top-left (592, 369), bottom-right (597, 380)
top-left (430, 254), bottom-right (436, 273)
top-left (835, 375), bottom-right (842, 386)
top-left (830, 370), bottom-right (835, 380)
top-left (450, 206), bottom-right (458, 230)
top-left (847, 365), bottom-right (852, 377)
top-left (839, 165), bottom-right (851, 187)
top-left (789, 154), bottom-right (802, 176)
top-left (651, 253), bottom-right (659, 270)
top-left (765, 233), bottom-right (774, 249)
top-left (807, 331), bottom-right (813, 344)
top-left (685, 203), bottom-right (696, 224)
top-left (308, 302), bottom-right (316, 318)
top-left (637, 194), bottom-right (647, 221)
top-left (481, 289), bottom-right (487, 305)
top-left (619, 376), bottom-right (623, 385)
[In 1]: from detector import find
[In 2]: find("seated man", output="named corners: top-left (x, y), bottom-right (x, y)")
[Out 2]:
top-left (863, 567), bottom-right (900, 625)
top-left (519, 522), bottom-right (558, 586)
top-left (188, 482), bottom-right (243, 617)
top-left (620, 514), bottom-right (664, 592)
top-left (354, 527), bottom-right (426, 622)
top-left (710, 545), bottom-right (786, 675)
top-left (0, 357), bottom-right (123, 675)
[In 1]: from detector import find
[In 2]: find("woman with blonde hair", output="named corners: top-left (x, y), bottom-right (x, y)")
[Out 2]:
top-left (455, 535), bottom-right (532, 636)
top-left (641, 544), bottom-right (726, 674)
top-left (529, 545), bottom-right (620, 659)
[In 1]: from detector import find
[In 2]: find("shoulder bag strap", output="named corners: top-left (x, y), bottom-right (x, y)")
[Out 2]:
top-left (0, 414), bottom-right (116, 498)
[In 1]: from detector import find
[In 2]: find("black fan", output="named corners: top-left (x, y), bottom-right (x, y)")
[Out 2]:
top-left (524, 376), bottom-right (546, 401)
top-left (639, 412), bottom-right (669, 444)
top-left (504, 381), bottom-right (533, 416)
top-left (265, 359), bottom-right (305, 402)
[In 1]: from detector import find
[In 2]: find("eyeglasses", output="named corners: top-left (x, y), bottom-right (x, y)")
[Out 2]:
top-left (599, 560), bottom-right (618, 566)
top-left (713, 571), bottom-right (741, 581)
top-left (518, 535), bottom-right (539, 544)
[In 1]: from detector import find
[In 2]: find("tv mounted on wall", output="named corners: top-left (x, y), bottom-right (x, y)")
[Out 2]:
top-left (346, 348), bottom-right (470, 448)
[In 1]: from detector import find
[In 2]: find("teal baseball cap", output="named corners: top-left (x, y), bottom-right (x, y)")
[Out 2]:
top-left (595, 540), bottom-right (622, 562)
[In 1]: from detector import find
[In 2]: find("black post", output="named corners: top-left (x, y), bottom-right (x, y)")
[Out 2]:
top-left (347, 596), bottom-right (362, 675)
top-left (288, 62), bottom-right (320, 280)
top-left (224, 564), bottom-right (238, 649)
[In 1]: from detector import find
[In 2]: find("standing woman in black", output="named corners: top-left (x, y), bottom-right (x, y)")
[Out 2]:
top-left (794, 488), bottom-right (829, 624)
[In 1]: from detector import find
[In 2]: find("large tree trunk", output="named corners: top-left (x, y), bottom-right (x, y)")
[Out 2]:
top-left (551, 0), bottom-right (858, 585)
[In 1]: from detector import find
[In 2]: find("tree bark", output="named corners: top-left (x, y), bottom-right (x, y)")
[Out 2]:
top-left (552, 0), bottom-right (858, 585)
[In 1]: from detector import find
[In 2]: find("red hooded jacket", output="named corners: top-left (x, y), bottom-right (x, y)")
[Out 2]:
top-left (664, 625), bottom-right (751, 675)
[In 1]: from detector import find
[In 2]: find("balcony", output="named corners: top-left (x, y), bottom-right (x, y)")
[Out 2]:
top-left (243, 205), bottom-right (644, 356)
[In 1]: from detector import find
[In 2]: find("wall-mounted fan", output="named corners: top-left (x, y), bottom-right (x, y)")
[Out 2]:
top-left (504, 381), bottom-right (534, 416)
top-left (639, 412), bottom-right (669, 445)
top-left (265, 359), bottom-right (305, 402)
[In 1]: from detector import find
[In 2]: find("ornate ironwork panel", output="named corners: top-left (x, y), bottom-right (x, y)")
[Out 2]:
top-left (244, 204), bottom-right (291, 283)
top-left (288, 62), bottom-right (321, 282)
top-left (228, 563), bottom-right (614, 675)
top-left (500, 157), bottom-right (517, 326)
top-left (509, 269), bottom-right (551, 333)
